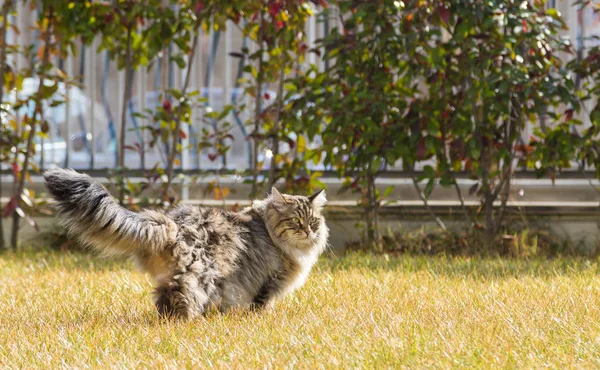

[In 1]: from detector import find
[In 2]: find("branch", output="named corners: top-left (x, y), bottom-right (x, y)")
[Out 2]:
top-left (162, 23), bottom-right (201, 202)
top-left (452, 176), bottom-right (473, 226)
top-left (118, 17), bottom-right (133, 205)
top-left (411, 177), bottom-right (447, 231)
top-left (496, 96), bottom-right (519, 230)
top-left (268, 51), bottom-right (287, 188)
top-left (11, 5), bottom-right (53, 248)
top-left (0, 0), bottom-right (12, 249)
top-left (584, 168), bottom-right (600, 201)
top-left (251, 10), bottom-right (264, 197)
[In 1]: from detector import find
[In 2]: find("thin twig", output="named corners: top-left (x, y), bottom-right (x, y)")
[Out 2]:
top-left (583, 168), bottom-right (600, 207)
top-left (162, 23), bottom-right (201, 202)
top-left (251, 10), bottom-right (264, 197)
top-left (496, 96), bottom-right (519, 231)
top-left (268, 52), bottom-right (286, 188)
top-left (452, 177), bottom-right (473, 226)
top-left (118, 14), bottom-right (133, 205)
top-left (411, 177), bottom-right (447, 231)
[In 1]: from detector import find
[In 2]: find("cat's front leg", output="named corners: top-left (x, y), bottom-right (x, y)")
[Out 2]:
top-left (250, 276), bottom-right (280, 311)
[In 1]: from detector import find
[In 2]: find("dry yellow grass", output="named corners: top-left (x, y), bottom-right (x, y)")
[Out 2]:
top-left (1, 249), bottom-right (600, 369)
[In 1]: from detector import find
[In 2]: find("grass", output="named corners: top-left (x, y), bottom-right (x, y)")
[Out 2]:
top-left (2, 249), bottom-right (600, 369)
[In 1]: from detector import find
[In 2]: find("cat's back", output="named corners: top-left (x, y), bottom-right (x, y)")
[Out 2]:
top-left (165, 205), bottom-right (248, 246)
top-left (165, 205), bottom-right (269, 272)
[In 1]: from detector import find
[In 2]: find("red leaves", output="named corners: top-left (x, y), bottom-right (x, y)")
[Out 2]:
top-left (282, 136), bottom-right (296, 149)
top-left (587, 52), bottom-right (600, 63)
top-left (442, 109), bottom-right (451, 119)
top-left (438, 5), bottom-right (450, 24)
top-left (268, 2), bottom-right (282, 18)
top-left (310, 0), bottom-right (328, 8)
top-left (194, 1), bottom-right (204, 15)
top-left (416, 138), bottom-right (427, 160)
top-left (178, 129), bottom-right (187, 139)
top-left (12, 163), bottom-right (19, 177)
top-left (267, 0), bottom-right (286, 30)
top-left (404, 13), bottom-right (414, 32)
top-left (162, 99), bottom-right (172, 113)
top-left (264, 92), bottom-right (271, 100)
top-left (231, 11), bottom-right (241, 25)
top-left (3, 196), bottom-right (16, 218)
top-left (208, 153), bottom-right (218, 162)
top-left (564, 108), bottom-right (574, 121)
top-left (515, 144), bottom-right (534, 155)
top-left (464, 158), bottom-right (472, 171)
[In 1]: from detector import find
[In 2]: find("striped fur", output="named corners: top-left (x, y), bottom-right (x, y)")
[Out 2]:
top-left (44, 169), bottom-right (329, 319)
top-left (44, 169), bottom-right (177, 256)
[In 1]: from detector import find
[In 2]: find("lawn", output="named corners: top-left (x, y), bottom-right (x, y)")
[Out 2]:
top-left (1, 249), bottom-right (600, 369)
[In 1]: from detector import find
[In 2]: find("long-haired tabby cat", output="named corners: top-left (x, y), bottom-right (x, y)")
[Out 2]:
top-left (43, 168), bottom-right (328, 319)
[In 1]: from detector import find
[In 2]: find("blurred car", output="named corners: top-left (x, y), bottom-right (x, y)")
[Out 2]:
top-left (1, 77), bottom-right (111, 169)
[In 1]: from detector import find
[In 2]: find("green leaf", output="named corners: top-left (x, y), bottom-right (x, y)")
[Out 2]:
top-left (40, 82), bottom-right (58, 99)
top-left (382, 185), bottom-right (394, 198)
top-left (424, 179), bottom-right (435, 198)
top-left (284, 83), bottom-right (297, 92)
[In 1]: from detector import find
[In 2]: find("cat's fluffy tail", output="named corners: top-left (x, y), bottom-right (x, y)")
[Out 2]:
top-left (43, 168), bottom-right (177, 256)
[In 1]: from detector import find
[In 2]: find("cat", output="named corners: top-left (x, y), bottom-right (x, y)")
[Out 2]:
top-left (43, 168), bottom-right (329, 319)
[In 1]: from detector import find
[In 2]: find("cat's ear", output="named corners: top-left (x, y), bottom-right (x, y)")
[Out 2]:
top-left (271, 187), bottom-right (288, 205)
top-left (308, 189), bottom-right (327, 209)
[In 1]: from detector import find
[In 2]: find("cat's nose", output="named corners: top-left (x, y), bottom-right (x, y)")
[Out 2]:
top-left (303, 225), bottom-right (310, 236)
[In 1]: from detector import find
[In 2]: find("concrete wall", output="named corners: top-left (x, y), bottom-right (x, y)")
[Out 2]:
top-left (2, 175), bottom-right (600, 251)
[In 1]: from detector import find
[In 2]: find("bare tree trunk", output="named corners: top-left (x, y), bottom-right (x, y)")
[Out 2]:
top-left (364, 172), bottom-right (382, 251)
top-left (268, 54), bottom-right (286, 188)
top-left (11, 5), bottom-right (53, 248)
top-left (251, 11), bottom-right (264, 197)
top-left (371, 174), bottom-right (381, 252)
top-left (162, 28), bottom-right (201, 202)
top-left (497, 97), bottom-right (519, 229)
top-left (439, 64), bottom-right (472, 227)
top-left (482, 148), bottom-right (495, 241)
top-left (0, 0), bottom-right (13, 249)
top-left (365, 174), bottom-right (375, 250)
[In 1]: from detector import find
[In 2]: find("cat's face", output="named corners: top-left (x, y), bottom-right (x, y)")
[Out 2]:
top-left (266, 188), bottom-right (327, 250)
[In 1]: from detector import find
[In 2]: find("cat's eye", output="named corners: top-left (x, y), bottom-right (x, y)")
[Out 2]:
top-left (310, 217), bottom-right (318, 223)
top-left (292, 217), bottom-right (301, 224)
